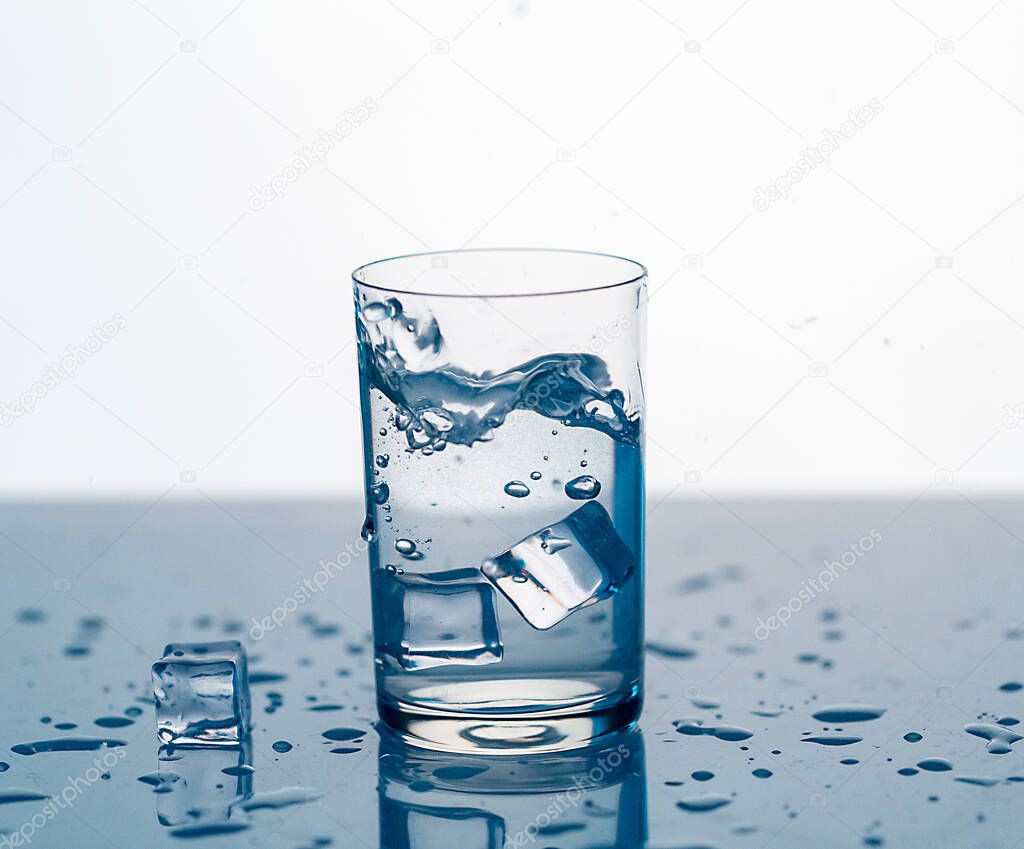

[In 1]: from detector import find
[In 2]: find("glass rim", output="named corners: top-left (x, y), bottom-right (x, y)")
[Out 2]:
top-left (351, 247), bottom-right (647, 300)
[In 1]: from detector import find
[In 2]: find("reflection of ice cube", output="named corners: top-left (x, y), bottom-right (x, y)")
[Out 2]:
top-left (382, 799), bottom-right (505, 849)
top-left (155, 742), bottom-right (252, 827)
top-left (481, 501), bottom-right (636, 630)
top-left (152, 641), bottom-right (250, 746)
top-left (380, 568), bottom-right (503, 670)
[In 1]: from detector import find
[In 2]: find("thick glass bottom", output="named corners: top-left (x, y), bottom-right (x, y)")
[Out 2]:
top-left (377, 690), bottom-right (642, 754)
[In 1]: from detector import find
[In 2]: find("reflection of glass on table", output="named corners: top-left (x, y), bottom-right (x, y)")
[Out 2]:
top-left (377, 726), bottom-right (647, 849)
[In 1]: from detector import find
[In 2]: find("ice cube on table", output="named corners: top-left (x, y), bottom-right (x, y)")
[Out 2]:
top-left (481, 500), bottom-right (636, 630)
top-left (154, 742), bottom-right (252, 827)
top-left (379, 567), bottom-right (503, 670)
top-left (151, 641), bottom-right (250, 746)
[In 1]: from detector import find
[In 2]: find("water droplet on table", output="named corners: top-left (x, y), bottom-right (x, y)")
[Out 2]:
top-left (504, 481), bottom-right (530, 498)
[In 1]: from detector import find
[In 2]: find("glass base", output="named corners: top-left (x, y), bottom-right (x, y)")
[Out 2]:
top-left (377, 692), bottom-right (642, 754)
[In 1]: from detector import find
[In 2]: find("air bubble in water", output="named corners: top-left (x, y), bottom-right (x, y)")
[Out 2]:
top-left (376, 454), bottom-right (390, 468)
top-left (504, 481), bottom-right (530, 498)
top-left (538, 529), bottom-right (572, 554)
top-left (361, 302), bottom-right (393, 322)
top-left (565, 475), bottom-right (601, 500)
top-left (395, 539), bottom-right (423, 560)
top-left (407, 427), bottom-right (431, 449)
top-left (421, 408), bottom-right (454, 434)
top-left (371, 482), bottom-right (390, 505)
top-left (530, 471), bottom-right (542, 480)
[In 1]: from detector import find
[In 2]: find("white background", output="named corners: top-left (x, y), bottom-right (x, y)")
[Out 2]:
top-left (1, 0), bottom-right (1022, 498)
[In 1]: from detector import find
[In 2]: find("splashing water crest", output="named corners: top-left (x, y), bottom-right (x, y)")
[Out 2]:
top-left (356, 297), bottom-right (641, 453)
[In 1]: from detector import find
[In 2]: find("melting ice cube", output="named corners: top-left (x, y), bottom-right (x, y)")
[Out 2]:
top-left (379, 567), bottom-right (503, 670)
top-left (152, 641), bottom-right (250, 746)
top-left (481, 501), bottom-right (636, 630)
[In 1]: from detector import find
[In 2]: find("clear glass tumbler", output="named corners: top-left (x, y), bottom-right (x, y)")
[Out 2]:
top-left (353, 248), bottom-right (646, 752)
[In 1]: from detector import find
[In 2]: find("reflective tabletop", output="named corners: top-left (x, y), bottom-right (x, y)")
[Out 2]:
top-left (1, 495), bottom-right (1022, 848)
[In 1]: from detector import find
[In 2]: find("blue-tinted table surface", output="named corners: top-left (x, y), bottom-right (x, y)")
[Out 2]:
top-left (2, 496), bottom-right (1023, 848)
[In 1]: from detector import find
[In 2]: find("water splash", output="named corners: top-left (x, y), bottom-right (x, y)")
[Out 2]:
top-left (356, 297), bottom-right (640, 453)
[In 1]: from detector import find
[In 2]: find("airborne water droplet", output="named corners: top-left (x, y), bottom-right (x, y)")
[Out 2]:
top-left (565, 475), bottom-right (601, 500)
top-left (504, 481), bottom-right (530, 498)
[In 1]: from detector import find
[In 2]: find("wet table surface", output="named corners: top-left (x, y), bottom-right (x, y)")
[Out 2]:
top-left (2, 496), bottom-right (1024, 848)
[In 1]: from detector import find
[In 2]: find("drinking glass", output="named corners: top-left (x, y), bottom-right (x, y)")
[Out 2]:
top-left (353, 248), bottom-right (646, 752)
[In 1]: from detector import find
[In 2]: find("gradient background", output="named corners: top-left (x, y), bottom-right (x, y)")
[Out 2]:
top-left (2, 0), bottom-right (1021, 501)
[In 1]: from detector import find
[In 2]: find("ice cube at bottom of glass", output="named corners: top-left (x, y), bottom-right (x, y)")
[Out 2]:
top-left (380, 568), bottom-right (503, 671)
top-left (382, 799), bottom-right (505, 849)
top-left (481, 500), bottom-right (636, 630)
top-left (155, 744), bottom-right (252, 827)
top-left (151, 641), bottom-right (250, 746)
